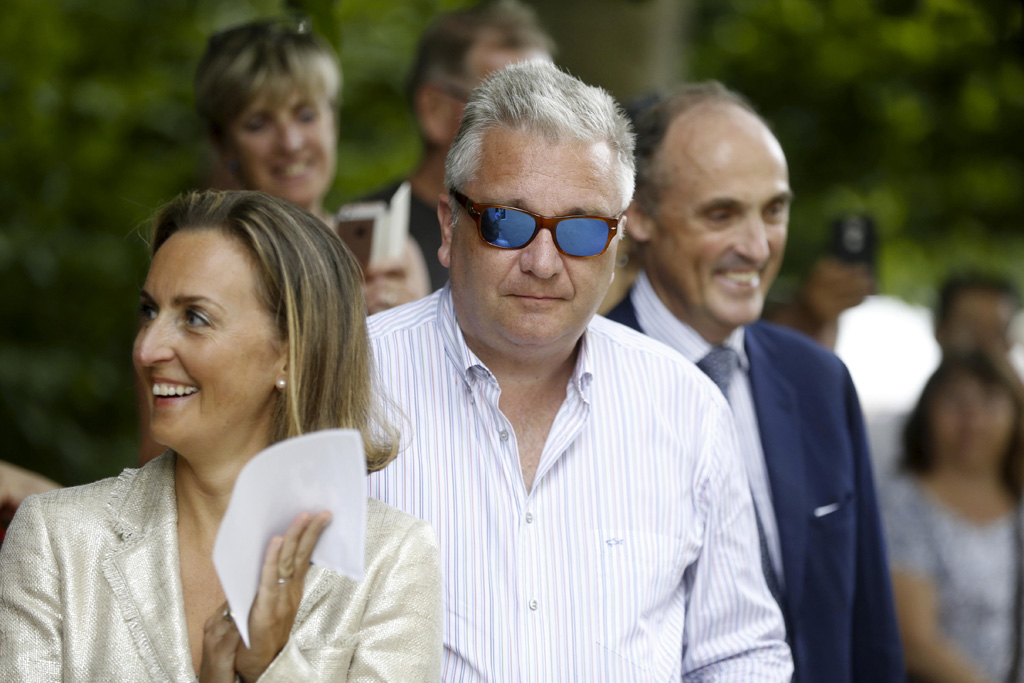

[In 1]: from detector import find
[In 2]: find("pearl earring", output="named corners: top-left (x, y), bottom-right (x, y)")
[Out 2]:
top-left (276, 378), bottom-right (286, 390)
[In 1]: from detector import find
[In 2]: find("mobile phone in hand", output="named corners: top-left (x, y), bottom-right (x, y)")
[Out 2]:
top-left (830, 214), bottom-right (878, 271)
top-left (335, 201), bottom-right (387, 268)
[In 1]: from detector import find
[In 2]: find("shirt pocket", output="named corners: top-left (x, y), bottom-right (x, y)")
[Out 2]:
top-left (589, 528), bottom-right (680, 678)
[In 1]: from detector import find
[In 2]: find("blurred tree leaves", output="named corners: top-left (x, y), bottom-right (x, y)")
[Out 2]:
top-left (0, 0), bottom-right (467, 484)
top-left (2, 0), bottom-right (1020, 484)
top-left (687, 0), bottom-right (1024, 303)
top-left (0, 0), bottom-right (239, 485)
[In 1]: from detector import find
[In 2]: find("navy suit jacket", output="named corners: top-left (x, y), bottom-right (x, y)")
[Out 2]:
top-left (607, 292), bottom-right (905, 683)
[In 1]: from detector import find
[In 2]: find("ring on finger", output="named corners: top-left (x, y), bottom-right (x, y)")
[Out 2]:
top-left (277, 576), bottom-right (291, 585)
top-left (222, 607), bottom-right (233, 621)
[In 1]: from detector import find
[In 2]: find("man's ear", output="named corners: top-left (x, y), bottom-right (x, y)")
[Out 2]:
top-left (437, 192), bottom-right (455, 268)
top-left (414, 84), bottom-right (462, 149)
top-left (624, 200), bottom-right (657, 244)
top-left (607, 213), bottom-right (627, 287)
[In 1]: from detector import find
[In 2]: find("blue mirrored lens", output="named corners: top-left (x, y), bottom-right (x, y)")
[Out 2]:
top-left (555, 218), bottom-right (610, 257)
top-left (480, 207), bottom-right (537, 248)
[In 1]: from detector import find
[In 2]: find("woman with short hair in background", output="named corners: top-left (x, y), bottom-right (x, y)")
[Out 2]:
top-left (193, 15), bottom-right (429, 314)
top-left (138, 16), bottom-right (432, 464)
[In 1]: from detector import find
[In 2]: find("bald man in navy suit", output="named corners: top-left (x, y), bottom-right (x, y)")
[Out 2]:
top-left (606, 83), bottom-right (904, 682)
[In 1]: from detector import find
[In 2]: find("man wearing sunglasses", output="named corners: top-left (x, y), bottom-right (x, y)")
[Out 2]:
top-left (367, 60), bottom-right (791, 680)
top-left (606, 83), bottom-right (904, 682)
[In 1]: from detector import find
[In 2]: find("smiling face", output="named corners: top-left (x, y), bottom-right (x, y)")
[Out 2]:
top-left (133, 230), bottom-right (287, 462)
top-left (438, 126), bottom-right (622, 366)
top-left (218, 90), bottom-right (337, 218)
top-left (630, 103), bottom-right (791, 344)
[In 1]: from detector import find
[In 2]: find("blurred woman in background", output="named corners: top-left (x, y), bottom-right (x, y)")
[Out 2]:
top-left (138, 15), bottom-right (433, 464)
top-left (193, 15), bottom-right (429, 313)
top-left (882, 351), bottom-right (1024, 682)
top-left (0, 191), bottom-right (442, 681)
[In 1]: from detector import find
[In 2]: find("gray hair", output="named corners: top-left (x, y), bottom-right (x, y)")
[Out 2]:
top-left (445, 60), bottom-right (635, 212)
top-left (632, 81), bottom-right (763, 216)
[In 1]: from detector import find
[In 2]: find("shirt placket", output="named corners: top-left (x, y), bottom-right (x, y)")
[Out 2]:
top-left (468, 369), bottom-right (531, 677)
top-left (520, 376), bottom-right (592, 679)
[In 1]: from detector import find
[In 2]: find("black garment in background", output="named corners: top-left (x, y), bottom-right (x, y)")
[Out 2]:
top-left (363, 182), bottom-right (448, 292)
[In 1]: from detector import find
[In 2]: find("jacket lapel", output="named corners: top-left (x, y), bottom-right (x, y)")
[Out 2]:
top-left (745, 325), bottom-right (809, 616)
top-left (101, 453), bottom-right (194, 681)
top-left (617, 293), bottom-right (812, 620)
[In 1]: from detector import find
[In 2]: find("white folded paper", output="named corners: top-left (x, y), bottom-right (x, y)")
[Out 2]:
top-left (371, 180), bottom-right (411, 265)
top-left (212, 429), bottom-right (367, 646)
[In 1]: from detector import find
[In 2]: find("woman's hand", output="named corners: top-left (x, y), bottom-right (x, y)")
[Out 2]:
top-left (199, 602), bottom-right (242, 683)
top-left (891, 569), bottom-right (995, 682)
top-left (364, 236), bottom-right (431, 314)
top-left (798, 257), bottom-right (874, 325)
top-left (234, 510), bottom-right (333, 683)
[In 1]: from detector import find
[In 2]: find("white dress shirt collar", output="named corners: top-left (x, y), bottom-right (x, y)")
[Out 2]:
top-left (436, 283), bottom-right (594, 402)
top-left (632, 270), bottom-right (749, 370)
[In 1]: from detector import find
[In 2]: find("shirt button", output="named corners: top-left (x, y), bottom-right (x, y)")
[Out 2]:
top-left (529, 599), bottom-right (538, 611)
top-left (525, 512), bottom-right (534, 524)
top-left (499, 429), bottom-right (509, 441)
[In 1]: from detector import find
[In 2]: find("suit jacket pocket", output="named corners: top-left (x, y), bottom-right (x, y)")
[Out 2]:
top-left (806, 491), bottom-right (856, 608)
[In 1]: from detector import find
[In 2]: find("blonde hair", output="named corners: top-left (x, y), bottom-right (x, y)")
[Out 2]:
top-left (194, 17), bottom-right (342, 138)
top-left (151, 190), bottom-right (397, 471)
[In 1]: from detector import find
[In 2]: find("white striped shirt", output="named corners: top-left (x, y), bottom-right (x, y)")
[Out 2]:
top-left (632, 272), bottom-right (786, 584)
top-left (367, 286), bottom-right (791, 682)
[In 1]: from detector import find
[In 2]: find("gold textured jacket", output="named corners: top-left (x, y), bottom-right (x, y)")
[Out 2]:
top-left (0, 453), bottom-right (443, 682)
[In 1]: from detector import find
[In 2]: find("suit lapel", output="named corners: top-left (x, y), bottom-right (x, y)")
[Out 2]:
top-left (616, 293), bottom-right (812, 618)
top-left (745, 325), bottom-right (809, 616)
top-left (101, 454), bottom-right (194, 681)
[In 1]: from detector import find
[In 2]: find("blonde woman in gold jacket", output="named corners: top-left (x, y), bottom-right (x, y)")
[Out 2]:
top-left (0, 191), bottom-right (442, 682)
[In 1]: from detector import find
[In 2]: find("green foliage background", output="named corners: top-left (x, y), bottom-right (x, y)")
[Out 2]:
top-left (686, 0), bottom-right (1024, 303)
top-left (0, 0), bottom-right (472, 484)
top-left (1, 0), bottom-right (1020, 484)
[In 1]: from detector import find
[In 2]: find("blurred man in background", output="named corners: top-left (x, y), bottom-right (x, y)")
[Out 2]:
top-left (866, 270), bottom-right (1023, 476)
top-left (363, 0), bottom-right (553, 291)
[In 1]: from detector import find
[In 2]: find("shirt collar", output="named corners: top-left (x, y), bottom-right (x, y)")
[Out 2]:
top-left (632, 270), bottom-right (748, 370)
top-left (437, 284), bottom-right (595, 399)
top-left (437, 283), bottom-right (489, 385)
top-left (573, 326), bottom-right (595, 402)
